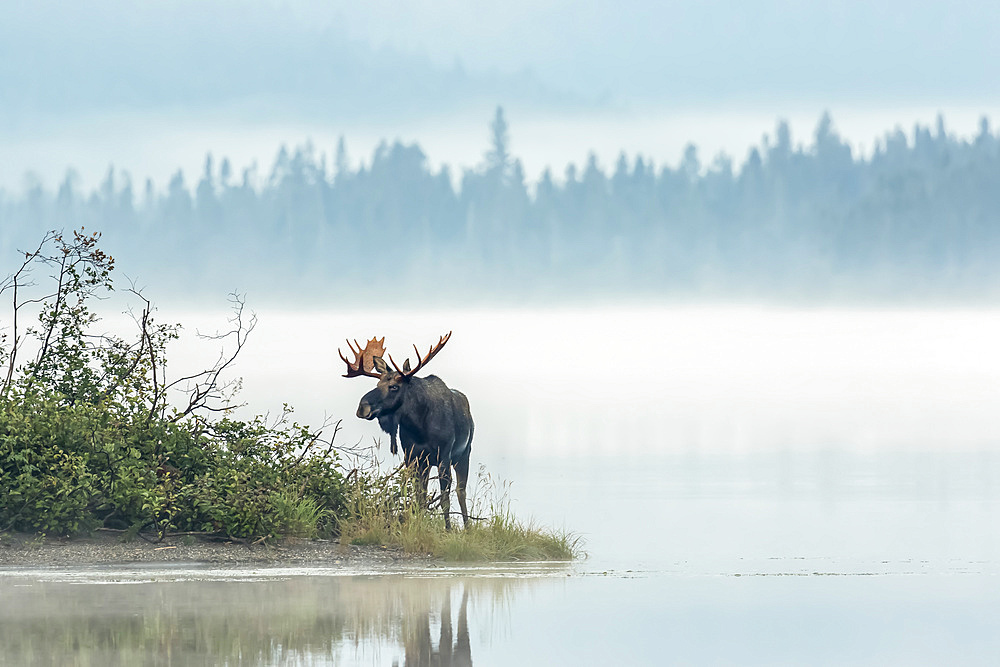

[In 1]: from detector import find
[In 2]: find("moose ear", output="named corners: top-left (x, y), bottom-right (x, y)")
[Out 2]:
top-left (372, 356), bottom-right (389, 375)
top-left (402, 358), bottom-right (412, 373)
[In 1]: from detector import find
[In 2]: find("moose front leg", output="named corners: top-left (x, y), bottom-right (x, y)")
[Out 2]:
top-left (403, 448), bottom-right (428, 510)
top-left (438, 459), bottom-right (454, 531)
top-left (411, 457), bottom-right (431, 513)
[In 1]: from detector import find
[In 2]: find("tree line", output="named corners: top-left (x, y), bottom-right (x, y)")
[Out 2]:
top-left (3, 108), bottom-right (1000, 302)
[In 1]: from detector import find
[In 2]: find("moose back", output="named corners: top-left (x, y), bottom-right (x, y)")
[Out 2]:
top-left (340, 332), bottom-right (473, 530)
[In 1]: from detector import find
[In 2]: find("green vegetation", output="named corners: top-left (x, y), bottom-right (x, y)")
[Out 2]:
top-left (0, 230), bottom-right (347, 539)
top-left (0, 230), bottom-right (578, 560)
top-left (340, 464), bottom-right (581, 561)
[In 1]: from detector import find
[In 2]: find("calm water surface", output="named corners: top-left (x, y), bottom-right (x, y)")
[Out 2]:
top-left (3, 565), bottom-right (1000, 665)
top-left (4, 306), bottom-right (1000, 665)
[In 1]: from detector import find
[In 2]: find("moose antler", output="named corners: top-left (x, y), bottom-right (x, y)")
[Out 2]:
top-left (338, 336), bottom-right (386, 378)
top-left (388, 331), bottom-right (452, 378)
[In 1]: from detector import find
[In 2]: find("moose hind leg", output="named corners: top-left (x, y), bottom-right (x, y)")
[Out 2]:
top-left (454, 455), bottom-right (470, 529)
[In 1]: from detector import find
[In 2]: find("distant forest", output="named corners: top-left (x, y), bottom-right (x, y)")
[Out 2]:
top-left (3, 108), bottom-right (1000, 303)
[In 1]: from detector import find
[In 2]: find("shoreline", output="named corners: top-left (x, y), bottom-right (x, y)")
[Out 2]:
top-left (0, 531), bottom-right (430, 570)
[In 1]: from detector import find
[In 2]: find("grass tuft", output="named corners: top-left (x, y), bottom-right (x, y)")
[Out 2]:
top-left (338, 464), bottom-right (583, 561)
top-left (269, 491), bottom-right (330, 538)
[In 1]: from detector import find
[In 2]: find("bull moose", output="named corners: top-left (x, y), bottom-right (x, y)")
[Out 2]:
top-left (339, 332), bottom-right (473, 530)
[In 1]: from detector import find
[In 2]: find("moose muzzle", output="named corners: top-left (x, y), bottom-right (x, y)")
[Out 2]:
top-left (357, 402), bottom-right (376, 420)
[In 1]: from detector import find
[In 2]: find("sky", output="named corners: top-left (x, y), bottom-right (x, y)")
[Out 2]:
top-left (2, 0), bottom-right (999, 190)
top-left (326, 0), bottom-right (1000, 105)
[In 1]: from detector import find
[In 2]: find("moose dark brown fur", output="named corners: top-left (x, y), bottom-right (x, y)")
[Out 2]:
top-left (340, 333), bottom-right (473, 530)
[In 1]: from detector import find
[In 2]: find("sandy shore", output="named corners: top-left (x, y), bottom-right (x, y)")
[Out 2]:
top-left (0, 531), bottom-right (430, 569)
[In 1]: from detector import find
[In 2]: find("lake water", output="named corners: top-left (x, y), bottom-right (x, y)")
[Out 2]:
top-left (4, 565), bottom-right (1000, 665)
top-left (3, 305), bottom-right (1000, 664)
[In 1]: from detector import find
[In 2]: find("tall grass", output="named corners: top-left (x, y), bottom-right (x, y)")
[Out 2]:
top-left (268, 491), bottom-right (330, 539)
top-left (338, 463), bottom-right (582, 561)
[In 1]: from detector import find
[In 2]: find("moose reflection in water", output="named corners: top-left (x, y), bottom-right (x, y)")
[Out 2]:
top-left (340, 332), bottom-right (474, 530)
top-left (0, 573), bottom-right (504, 665)
top-left (396, 588), bottom-right (473, 667)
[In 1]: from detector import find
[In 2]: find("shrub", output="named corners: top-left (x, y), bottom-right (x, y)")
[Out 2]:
top-left (0, 230), bottom-right (348, 538)
top-left (0, 394), bottom-right (102, 534)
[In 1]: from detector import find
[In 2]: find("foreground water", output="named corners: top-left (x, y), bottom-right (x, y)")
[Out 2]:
top-left (3, 563), bottom-right (1000, 665)
top-left (3, 306), bottom-right (1000, 664)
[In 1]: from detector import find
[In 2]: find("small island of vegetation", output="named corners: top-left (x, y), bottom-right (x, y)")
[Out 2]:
top-left (0, 230), bottom-right (580, 562)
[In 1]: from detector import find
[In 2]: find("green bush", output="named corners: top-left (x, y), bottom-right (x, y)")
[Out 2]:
top-left (0, 230), bottom-right (348, 539)
top-left (0, 395), bottom-right (102, 534)
top-left (0, 386), bottom-right (349, 538)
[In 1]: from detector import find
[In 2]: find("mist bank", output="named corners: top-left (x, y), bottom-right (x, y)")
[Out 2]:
top-left (4, 110), bottom-right (1000, 305)
top-left (6, 1), bottom-right (1000, 119)
top-left (0, 2), bottom-right (580, 127)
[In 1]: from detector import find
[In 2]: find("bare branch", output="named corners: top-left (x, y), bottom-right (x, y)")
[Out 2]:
top-left (1, 230), bottom-right (58, 396)
top-left (166, 292), bottom-right (256, 421)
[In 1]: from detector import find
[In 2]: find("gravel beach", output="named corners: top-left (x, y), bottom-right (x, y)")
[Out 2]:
top-left (0, 531), bottom-right (429, 569)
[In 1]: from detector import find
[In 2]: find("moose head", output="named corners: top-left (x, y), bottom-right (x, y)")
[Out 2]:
top-left (339, 331), bottom-right (452, 423)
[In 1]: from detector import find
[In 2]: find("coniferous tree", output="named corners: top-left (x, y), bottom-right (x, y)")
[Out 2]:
top-left (3, 110), bottom-right (1000, 301)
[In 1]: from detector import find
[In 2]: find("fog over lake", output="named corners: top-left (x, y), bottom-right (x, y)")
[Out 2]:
top-left (159, 304), bottom-right (1000, 573)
